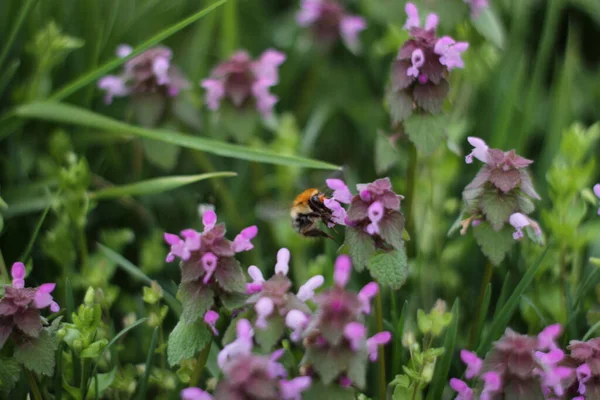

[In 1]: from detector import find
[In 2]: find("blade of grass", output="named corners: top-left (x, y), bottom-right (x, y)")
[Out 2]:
top-left (476, 243), bottom-right (552, 355)
top-left (55, 342), bottom-right (64, 400)
top-left (0, 60), bottom-right (19, 96)
top-left (96, 243), bottom-right (182, 316)
top-left (220, 0), bottom-right (237, 58)
top-left (19, 199), bottom-right (52, 263)
top-left (137, 327), bottom-right (159, 400)
top-left (583, 320), bottom-right (600, 341)
top-left (49, 0), bottom-right (227, 101)
top-left (427, 299), bottom-right (460, 400)
top-left (89, 172), bottom-right (236, 200)
top-left (392, 300), bottom-right (408, 377)
top-left (472, 283), bottom-right (491, 349)
top-left (0, 0), bottom-right (38, 70)
top-left (493, 271), bottom-right (512, 319)
top-left (65, 278), bottom-right (75, 323)
top-left (16, 102), bottom-right (340, 170)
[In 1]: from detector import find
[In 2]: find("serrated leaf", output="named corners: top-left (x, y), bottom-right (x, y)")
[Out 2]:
top-left (141, 138), bottom-right (181, 171)
top-left (131, 94), bottom-right (166, 128)
top-left (215, 257), bottom-right (246, 293)
top-left (379, 211), bottom-right (405, 250)
top-left (178, 282), bottom-right (214, 324)
top-left (404, 114), bottom-right (447, 155)
top-left (303, 381), bottom-right (355, 400)
top-left (0, 357), bottom-right (20, 393)
top-left (167, 320), bottom-right (211, 366)
top-left (412, 80), bottom-right (449, 114)
top-left (15, 328), bottom-right (56, 376)
top-left (517, 192), bottom-right (535, 214)
top-left (255, 315), bottom-right (285, 352)
top-left (88, 368), bottom-right (116, 398)
top-left (215, 105), bottom-right (259, 143)
top-left (220, 291), bottom-right (248, 311)
top-left (375, 133), bottom-right (399, 174)
top-left (80, 338), bottom-right (108, 358)
top-left (480, 190), bottom-right (518, 231)
top-left (386, 88), bottom-right (413, 124)
top-left (368, 249), bottom-right (408, 290)
top-left (304, 347), bottom-right (351, 385)
top-left (473, 222), bottom-right (514, 265)
top-left (346, 349), bottom-right (368, 389)
top-left (344, 227), bottom-right (376, 272)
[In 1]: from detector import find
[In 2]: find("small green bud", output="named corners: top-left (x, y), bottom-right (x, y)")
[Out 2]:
top-left (57, 328), bottom-right (67, 340)
top-left (84, 287), bottom-right (95, 305)
top-left (422, 361), bottom-right (436, 383)
top-left (142, 281), bottom-right (163, 305)
top-left (402, 331), bottom-right (416, 348)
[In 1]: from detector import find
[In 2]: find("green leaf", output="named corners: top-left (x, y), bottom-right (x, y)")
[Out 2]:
top-left (48, 0), bottom-right (227, 102)
top-left (473, 222), bottom-right (514, 266)
top-left (220, 291), bottom-right (248, 311)
top-left (80, 339), bottom-right (108, 358)
top-left (15, 328), bottom-right (57, 376)
top-left (477, 243), bottom-right (551, 354)
top-left (90, 172), bottom-right (235, 200)
top-left (368, 249), bottom-right (408, 290)
top-left (88, 368), bottom-right (116, 399)
top-left (344, 227), bottom-right (376, 272)
top-left (0, 0), bottom-right (37, 70)
top-left (16, 102), bottom-right (340, 170)
top-left (375, 132), bottom-right (399, 174)
top-left (386, 89), bottom-right (413, 124)
top-left (472, 7), bottom-right (506, 49)
top-left (141, 138), bottom-right (181, 171)
top-left (255, 316), bottom-right (285, 352)
top-left (403, 114), bottom-right (447, 155)
top-left (137, 328), bottom-right (159, 400)
top-left (131, 94), bottom-right (166, 128)
top-left (0, 357), bottom-right (20, 393)
top-left (379, 211), bottom-right (405, 250)
top-left (215, 257), bottom-right (246, 293)
top-left (346, 349), bottom-right (368, 389)
top-left (517, 192), bottom-right (536, 214)
top-left (303, 381), bottom-right (355, 400)
top-left (178, 283), bottom-right (214, 324)
top-left (214, 105), bottom-right (259, 143)
top-left (167, 320), bottom-right (211, 366)
top-left (304, 347), bottom-right (351, 385)
top-left (480, 190), bottom-right (518, 231)
top-left (427, 300), bottom-right (460, 400)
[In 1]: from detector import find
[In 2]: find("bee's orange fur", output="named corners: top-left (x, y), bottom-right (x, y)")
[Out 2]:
top-left (293, 188), bottom-right (320, 206)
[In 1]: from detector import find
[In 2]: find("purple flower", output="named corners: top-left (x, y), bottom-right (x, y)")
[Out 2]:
top-left (538, 323), bottom-right (561, 350)
top-left (204, 310), bottom-right (219, 336)
top-left (324, 198), bottom-right (347, 227)
top-left (97, 45), bottom-right (188, 104)
top-left (480, 371), bottom-right (501, 400)
top-left (576, 363), bottom-right (591, 395)
top-left (357, 282), bottom-right (378, 314)
top-left (450, 378), bottom-right (474, 400)
top-left (255, 297), bottom-right (274, 329)
top-left (231, 225), bottom-right (259, 253)
top-left (297, 0), bottom-right (366, 52)
top-left (465, 0), bottom-right (489, 18)
top-left (246, 265), bottom-right (265, 294)
top-left (333, 255), bottom-right (352, 287)
top-left (275, 248), bottom-right (291, 276)
top-left (285, 310), bottom-right (309, 342)
top-left (201, 49), bottom-right (285, 118)
top-left (365, 201), bottom-right (384, 235)
top-left (366, 331), bottom-right (391, 361)
top-left (326, 179), bottom-right (353, 204)
top-left (434, 36), bottom-right (469, 71)
top-left (465, 136), bottom-right (489, 164)
top-left (343, 322), bottom-right (367, 351)
top-left (218, 319), bottom-right (254, 370)
top-left (297, 275), bottom-right (325, 302)
top-left (0, 262), bottom-right (60, 349)
top-left (509, 213), bottom-right (530, 240)
top-left (461, 350), bottom-right (483, 379)
top-left (181, 388), bottom-right (213, 400)
top-left (280, 376), bottom-right (312, 400)
top-left (594, 184), bottom-right (600, 215)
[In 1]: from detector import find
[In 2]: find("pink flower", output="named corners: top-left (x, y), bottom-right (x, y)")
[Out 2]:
top-left (201, 252), bottom-right (218, 284)
top-left (480, 371), bottom-right (501, 400)
top-left (407, 49), bottom-right (425, 78)
top-left (97, 76), bottom-right (129, 104)
top-left (366, 331), bottom-right (391, 361)
top-left (464, 136), bottom-right (489, 164)
top-left (181, 387), bottom-right (213, 400)
top-left (333, 255), bottom-right (352, 287)
top-left (340, 16), bottom-right (367, 51)
top-left (576, 363), bottom-right (591, 395)
top-left (246, 265), bottom-right (265, 294)
top-left (509, 212), bottom-right (530, 240)
top-left (343, 322), bottom-right (367, 351)
top-left (204, 310), bottom-right (219, 336)
top-left (434, 36), bottom-right (469, 71)
top-left (594, 184), bottom-right (600, 215)
top-left (201, 79), bottom-right (224, 110)
top-left (203, 210), bottom-right (217, 231)
top-left (449, 378), bottom-right (473, 400)
top-left (326, 179), bottom-right (353, 204)
top-left (365, 201), bottom-right (384, 235)
top-left (116, 44), bottom-right (133, 58)
top-left (538, 324), bottom-right (561, 350)
top-left (460, 350), bottom-right (483, 379)
top-left (11, 262), bottom-right (25, 289)
top-left (280, 376), bottom-right (312, 400)
top-left (232, 225), bottom-right (258, 253)
top-left (217, 319), bottom-right (254, 369)
top-left (403, 3), bottom-right (421, 30)
top-left (285, 310), bottom-right (309, 342)
top-left (275, 248), bottom-right (290, 276)
top-left (324, 198), bottom-right (347, 226)
top-left (255, 297), bottom-right (274, 329)
top-left (297, 275), bottom-right (325, 302)
top-left (34, 283), bottom-right (60, 312)
top-left (357, 282), bottom-right (378, 314)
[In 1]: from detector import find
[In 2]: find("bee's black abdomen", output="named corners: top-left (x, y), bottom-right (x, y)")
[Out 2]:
top-left (308, 194), bottom-right (330, 215)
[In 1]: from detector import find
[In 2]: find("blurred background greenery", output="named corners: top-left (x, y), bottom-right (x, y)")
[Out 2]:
top-left (1, 0), bottom-right (600, 397)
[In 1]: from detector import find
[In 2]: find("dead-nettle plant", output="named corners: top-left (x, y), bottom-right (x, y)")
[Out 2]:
top-left (450, 325), bottom-right (594, 400)
top-left (386, 2), bottom-right (468, 155)
top-left (325, 177), bottom-right (408, 289)
top-left (451, 137), bottom-right (543, 266)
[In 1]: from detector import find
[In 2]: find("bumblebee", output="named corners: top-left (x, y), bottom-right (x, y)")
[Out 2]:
top-left (291, 188), bottom-right (335, 239)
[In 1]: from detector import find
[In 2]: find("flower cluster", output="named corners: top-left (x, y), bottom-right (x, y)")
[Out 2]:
top-left (296, 0), bottom-right (366, 52)
top-left (566, 338), bottom-right (600, 398)
top-left (387, 3), bottom-right (468, 123)
top-left (0, 262), bottom-right (60, 349)
top-left (98, 45), bottom-right (189, 104)
top-left (184, 319), bottom-right (312, 400)
top-left (239, 248), bottom-right (321, 350)
top-left (164, 210), bottom-right (258, 323)
top-left (450, 325), bottom-right (594, 399)
top-left (461, 137), bottom-right (542, 243)
top-left (285, 255), bottom-right (391, 389)
top-left (201, 49), bottom-right (285, 118)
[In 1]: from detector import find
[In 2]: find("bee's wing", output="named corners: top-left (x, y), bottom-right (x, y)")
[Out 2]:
top-left (255, 200), bottom-right (291, 222)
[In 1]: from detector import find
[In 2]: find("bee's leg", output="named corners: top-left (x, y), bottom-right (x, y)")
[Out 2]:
top-left (301, 226), bottom-right (334, 240)
top-left (309, 195), bottom-right (330, 214)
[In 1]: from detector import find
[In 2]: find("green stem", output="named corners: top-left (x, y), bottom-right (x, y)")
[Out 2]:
top-left (469, 261), bottom-right (493, 347)
top-left (159, 325), bottom-right (167, 370)
top-left (0, 249), bottom-right (8, 284)
top-left (25, 369), bottom-right (43, 400)
top-left (189, 342), bottom-right (212, 387)
top-left (375, 291), bottom-right (387, 400)
top-left (404, 141), bottom-right (418, 258)
top-left (0, 0), bottom-right (39, 70)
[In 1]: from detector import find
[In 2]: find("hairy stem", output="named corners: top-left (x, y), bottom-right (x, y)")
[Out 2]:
top-left (375, 291), bottom-right (387, 400)
top-left (189, 341), bottom-right (212, 387)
